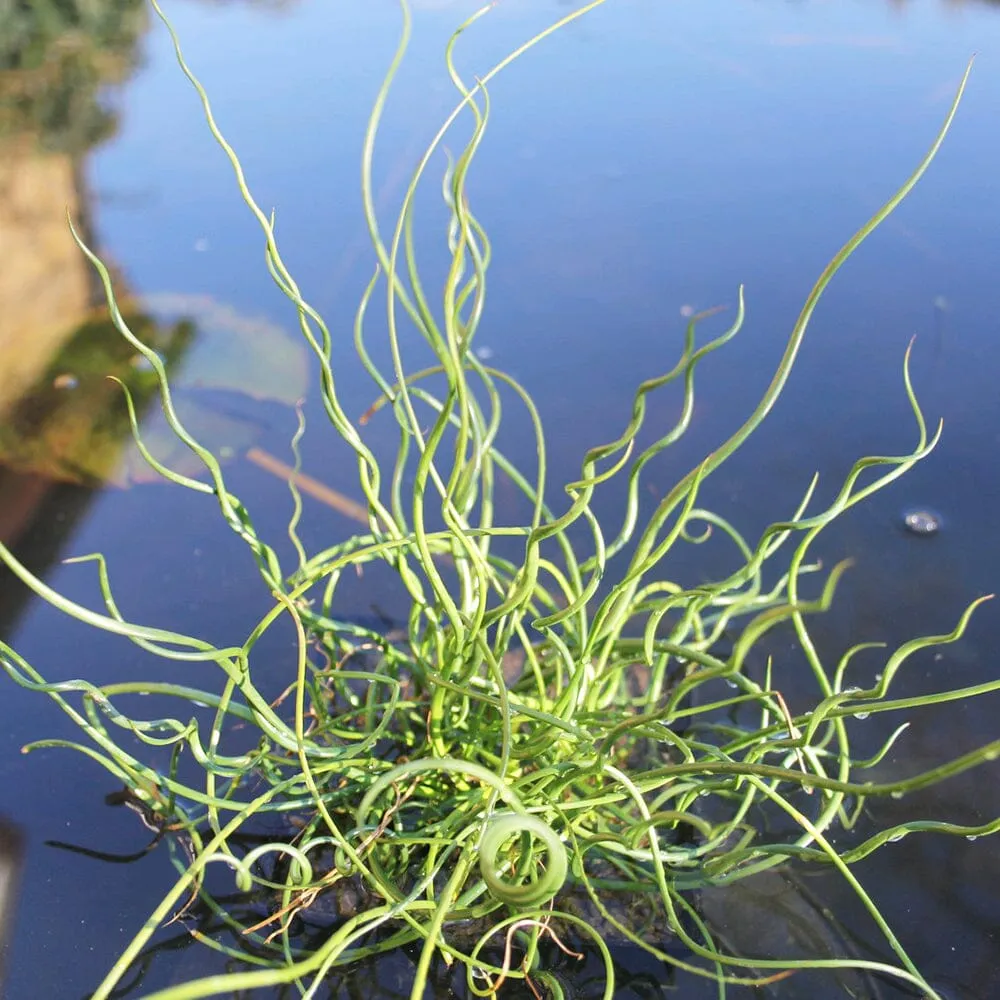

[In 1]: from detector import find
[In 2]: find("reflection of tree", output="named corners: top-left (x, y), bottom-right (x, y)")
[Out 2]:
top-left (0, 1), bottom-right (172, 584)
top-left (0, 0), bottom-right (300, 155)
top-left (0, 311), bottom-right (197, 486)
top-left (0, 0), bottom-right (151, 428)
top-left (0, 0), bottom-right (148, 153)
top-left (0, 0), bottom-right (307, 505)
top-left (0, 0), bottom-right (158, 494)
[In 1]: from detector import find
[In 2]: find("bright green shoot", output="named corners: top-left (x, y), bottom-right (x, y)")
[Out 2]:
top-left (0, 2), bottom-right (994, 998)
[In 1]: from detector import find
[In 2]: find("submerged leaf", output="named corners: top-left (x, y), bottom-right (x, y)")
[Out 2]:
top-left (0, 293), bottom-right (308, 487)
top-left (142, 292), bottom-right (308, 406)
top-left (0, 310), bottom-right (194, 486)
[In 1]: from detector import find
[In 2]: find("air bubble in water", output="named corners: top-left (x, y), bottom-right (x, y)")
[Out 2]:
top-left (902, 508), bottom-right (942, 536)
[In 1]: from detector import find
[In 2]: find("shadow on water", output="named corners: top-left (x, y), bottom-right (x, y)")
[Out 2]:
top-left (1, 0), bottom-right (1000, 997)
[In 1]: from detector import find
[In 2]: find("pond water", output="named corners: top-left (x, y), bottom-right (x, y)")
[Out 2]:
top-left (1, 0), bottom-right (999, 997)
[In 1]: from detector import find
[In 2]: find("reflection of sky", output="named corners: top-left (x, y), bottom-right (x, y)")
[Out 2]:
top-left (96, 0), bottom-right (1000, 432)
top-left (6, 0), bottom-right (1000, 995)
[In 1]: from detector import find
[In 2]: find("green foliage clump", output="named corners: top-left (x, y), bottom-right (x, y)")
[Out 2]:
top-left (0, 0), bottom-right (148, 151)
top-left (1, 2), bottom-right (996, 998)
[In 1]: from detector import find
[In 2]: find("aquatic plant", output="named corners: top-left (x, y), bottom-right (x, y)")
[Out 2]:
top-left (1, 1), bottom-right (996, 997)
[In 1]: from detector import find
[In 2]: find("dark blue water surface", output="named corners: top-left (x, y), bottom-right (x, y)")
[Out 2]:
top-left (2, 0), bottom-right (1000, 996)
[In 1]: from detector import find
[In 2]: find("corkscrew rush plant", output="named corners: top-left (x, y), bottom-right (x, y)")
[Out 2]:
top-left (0, 1), bottom-right (996, 997)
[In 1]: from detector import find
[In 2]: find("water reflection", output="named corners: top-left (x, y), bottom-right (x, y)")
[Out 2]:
top-left (0, 3), bottom-right (306, 996)
top-left (0, 1), bottom-right (163, 485)
top-left (0, 0), bottom-right (999, 997)
top-left (0, 0), bottom-right (313, 496)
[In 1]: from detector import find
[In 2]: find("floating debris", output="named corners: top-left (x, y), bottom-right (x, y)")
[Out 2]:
top-left (902, 508), bottom-right (942, 536)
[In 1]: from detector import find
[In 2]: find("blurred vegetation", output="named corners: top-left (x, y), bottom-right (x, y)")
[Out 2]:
top-left (0, 0), bottom-right (307, 488)
top-left (0, 309), bottom-right (196, 486)
top-left (0, 0), bottom-right (148, 152)
top-left (0, 0), bottom-right (297, 153)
